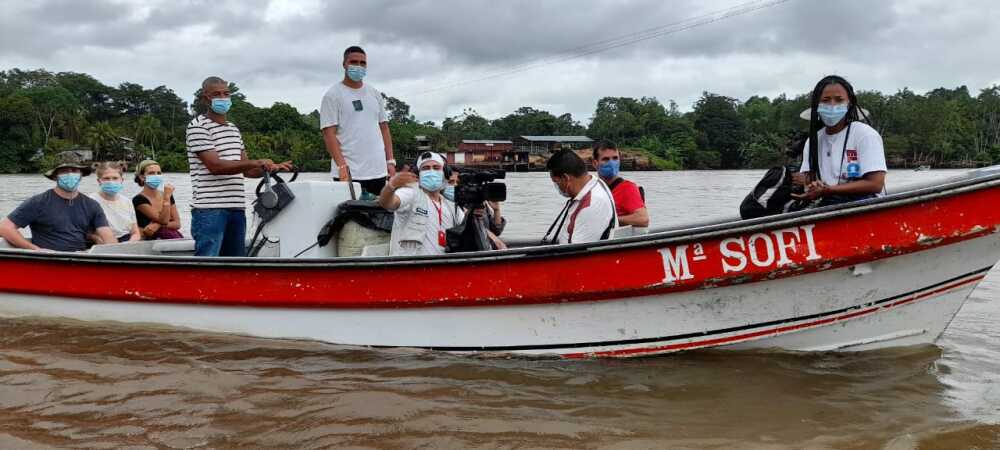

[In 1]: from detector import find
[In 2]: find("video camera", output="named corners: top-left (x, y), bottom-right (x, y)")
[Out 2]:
top-left (446, 168), bottom-right (506, 253)
top-left (454, 169), bottom-right (506, 208)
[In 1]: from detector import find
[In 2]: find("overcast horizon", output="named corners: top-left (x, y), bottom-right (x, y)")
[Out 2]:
top-left (2, 0), bottom-right (999, 125)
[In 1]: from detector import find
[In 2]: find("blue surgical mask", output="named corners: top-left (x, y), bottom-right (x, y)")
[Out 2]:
top-left (817, 103), bottom-right (849, 127)
top-left (443, 185), bottom-right (456, 201)
top-left (419, 170), bottom-right (444, 192)
top-left (100, 181), bottom-right (123, 195)
top-left (346, 65), bottom-right (366, 82)
top-left (145, 175), bottom-right (163, 189)
top-left (598, 159), bottom-right (620, 179)
top-left (57, 173), bottom-right (82, 192)
top-left (211, 97), bottom-right (232, 114)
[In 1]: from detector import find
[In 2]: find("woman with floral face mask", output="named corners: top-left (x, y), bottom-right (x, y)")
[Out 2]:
top-left (132, 159), bottom-right (183, 240)
top-left (88, 162), bottom-right (141, 243)
top-left (792, 75), bottom-right (887, 206)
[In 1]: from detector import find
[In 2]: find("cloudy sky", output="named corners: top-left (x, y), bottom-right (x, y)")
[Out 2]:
top-left (2, 0), bottom-right (999, 125)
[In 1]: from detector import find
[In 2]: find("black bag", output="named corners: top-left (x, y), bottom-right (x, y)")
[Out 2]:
top-left (740, 166), bottom-right (805, 219)
top-left (316, 200), bottom-right (394, 247)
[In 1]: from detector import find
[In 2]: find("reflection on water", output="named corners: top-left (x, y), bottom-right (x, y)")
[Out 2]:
top-left (0, 170), bottom-right (998, 448)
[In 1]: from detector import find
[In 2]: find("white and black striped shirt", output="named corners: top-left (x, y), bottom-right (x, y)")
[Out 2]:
top-left (186, 115), bottom-right (247, 209)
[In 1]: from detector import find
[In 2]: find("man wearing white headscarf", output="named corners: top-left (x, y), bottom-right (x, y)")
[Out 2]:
top-left (378, 152), bottom-right (464, 256)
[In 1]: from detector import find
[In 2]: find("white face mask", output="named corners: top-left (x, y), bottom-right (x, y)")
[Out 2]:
top-left (553, 180), bottom-right (571, 198)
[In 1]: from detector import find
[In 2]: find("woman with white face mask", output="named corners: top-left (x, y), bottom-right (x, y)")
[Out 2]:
top-left (792, 75), bottom-right (887, 206)
top-left (89, 162), bottom-right (141, 243)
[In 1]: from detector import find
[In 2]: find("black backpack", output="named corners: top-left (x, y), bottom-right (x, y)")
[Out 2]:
top-left (740, 166), bottom-right (803, 219)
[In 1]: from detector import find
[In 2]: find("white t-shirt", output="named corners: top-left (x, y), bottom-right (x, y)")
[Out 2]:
top-left (556, 176), bottom-right (617, 244)
top-left (391, 186), bottom-right (464, 256)
top-left (800, 121), bottom-right (887, 190)
top-left (88, 192), bottom-right (136, 239)
top-left (319, 83), bottom-right (389, 180)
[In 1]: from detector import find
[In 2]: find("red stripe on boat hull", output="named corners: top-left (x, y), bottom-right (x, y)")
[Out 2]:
top-left (562, 274), bottom-right (986, 358)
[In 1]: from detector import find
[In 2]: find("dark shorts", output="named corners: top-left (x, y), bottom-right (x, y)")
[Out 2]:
top-left (333, 177), bottom-right (387, 195)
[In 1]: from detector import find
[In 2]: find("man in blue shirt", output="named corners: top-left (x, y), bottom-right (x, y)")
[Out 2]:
top-left (0, 153), bottom-right (115, 252)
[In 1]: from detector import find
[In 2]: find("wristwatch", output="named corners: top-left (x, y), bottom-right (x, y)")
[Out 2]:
top-left (386, 159), bottom-right (397, 165)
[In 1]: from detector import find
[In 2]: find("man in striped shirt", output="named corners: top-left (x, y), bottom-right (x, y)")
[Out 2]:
top-left (186, 76), bottom-right (292, 257)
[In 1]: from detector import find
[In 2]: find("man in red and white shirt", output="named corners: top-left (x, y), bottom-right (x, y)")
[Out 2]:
top-left (545, 149), bottom-right (617, 244)
top-left (591, 140), bottom-right (649, 228)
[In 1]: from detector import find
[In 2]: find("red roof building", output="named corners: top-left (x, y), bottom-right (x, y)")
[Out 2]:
top-left (448, 140), bottom-right (514, 165)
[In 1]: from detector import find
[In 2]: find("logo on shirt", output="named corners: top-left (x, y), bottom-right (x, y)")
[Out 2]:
top-left (846, 149), bottom-right (858, 162)
top-left (415, 207), bottom-right (429, 217)
top-left (352, 100), bottom-right (364, 111)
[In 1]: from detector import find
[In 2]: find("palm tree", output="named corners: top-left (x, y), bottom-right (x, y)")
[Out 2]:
top-left (134, 114), bottom-right (161, 159)
top-left (85, 122), bottom-right (117, 160)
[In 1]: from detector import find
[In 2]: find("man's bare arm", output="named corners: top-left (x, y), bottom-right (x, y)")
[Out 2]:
top-left (617, 207), bottom-right (650, 227)
top-left (380, 122), bottom-right (396, 177)
top-left (0, 218), bottom-right (39, 250)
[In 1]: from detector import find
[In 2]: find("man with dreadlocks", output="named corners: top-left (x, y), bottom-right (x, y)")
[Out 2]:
top-left (792, 75), bottom-right (887, 206)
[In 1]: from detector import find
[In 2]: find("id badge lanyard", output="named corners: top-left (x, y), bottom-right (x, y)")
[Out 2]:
top-left (431, 198), bottom-right (446, 247)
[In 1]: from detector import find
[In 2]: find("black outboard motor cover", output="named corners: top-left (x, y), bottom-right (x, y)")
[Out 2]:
top-left (317, 200), bottom-right (394, 247)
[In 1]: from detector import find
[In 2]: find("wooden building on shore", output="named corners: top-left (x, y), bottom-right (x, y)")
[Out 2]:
top-left (446, 140), bottom-right (513, 166)
top-left (513, 136), bottom-right (593, 155)
top-left (445, 136), bottom-right (626, 171)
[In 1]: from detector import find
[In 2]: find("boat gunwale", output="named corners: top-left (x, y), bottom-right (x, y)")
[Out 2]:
top-left (2, 170), bottom-right (1000, 268)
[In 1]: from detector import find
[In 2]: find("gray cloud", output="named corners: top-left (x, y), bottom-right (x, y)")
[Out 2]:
top-left (305, 0), bottom-right (899, 63)
top-left (1, 0), bottom-right (999, 124)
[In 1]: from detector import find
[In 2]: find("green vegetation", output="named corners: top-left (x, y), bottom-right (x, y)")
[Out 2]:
top-left (2, 67), bottom-right (1000, 173)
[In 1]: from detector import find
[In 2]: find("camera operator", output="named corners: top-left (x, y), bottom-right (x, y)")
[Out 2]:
top-left (447, 167), bottom-right (508, 252)
top-left (445, 171), bottom-right (507, 250)
top-left (378, 152), bottom-right (463, 256)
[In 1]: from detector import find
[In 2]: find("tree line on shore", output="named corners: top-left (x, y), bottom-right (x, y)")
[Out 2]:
top-left (2, 67), bottom-right (999, 173)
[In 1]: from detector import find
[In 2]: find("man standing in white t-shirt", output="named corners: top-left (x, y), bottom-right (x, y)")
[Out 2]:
top-left (320, 46), bottom-right (396, 195)
top-left (544, 149), bottom-right (617, 245)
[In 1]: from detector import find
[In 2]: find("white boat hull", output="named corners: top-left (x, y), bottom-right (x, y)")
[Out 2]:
top-left (2, 234), bottom-right (993, 357)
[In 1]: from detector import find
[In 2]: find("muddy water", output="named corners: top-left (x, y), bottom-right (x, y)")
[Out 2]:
top-left (1, 170), bottom-right (998, 449)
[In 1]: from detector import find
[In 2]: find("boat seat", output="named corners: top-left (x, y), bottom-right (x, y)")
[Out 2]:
top-left (152, 239), bottom-right (196, 253)
top-left (361, 243), bottom-right (389, 256)
top-left (610, 226), bottom-right (634, 239)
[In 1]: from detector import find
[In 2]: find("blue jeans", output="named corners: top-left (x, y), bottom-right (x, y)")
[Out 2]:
top-left (192, 208), bottom-right (246, 257)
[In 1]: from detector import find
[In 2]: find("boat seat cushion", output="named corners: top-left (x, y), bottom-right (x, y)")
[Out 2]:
top-left (361, 243), bottom-right (389, 256)
top-left (152, 239), bottom-right (197, 253)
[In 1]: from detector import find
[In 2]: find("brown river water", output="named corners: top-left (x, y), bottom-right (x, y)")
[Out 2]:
top-left (1, 170), bottom-right (998, 449)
